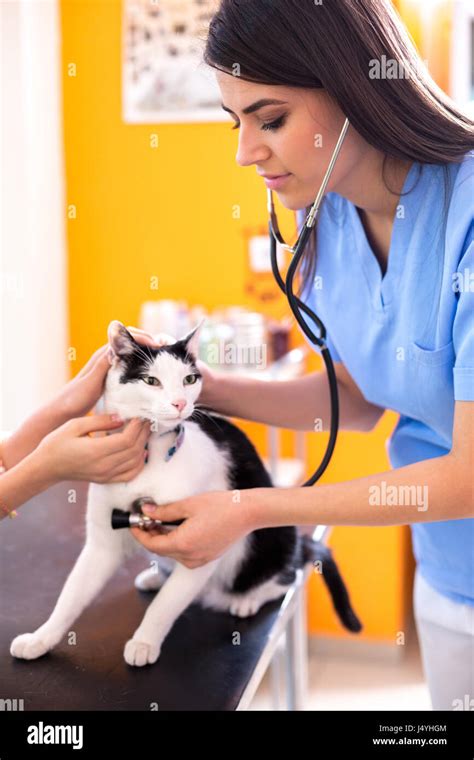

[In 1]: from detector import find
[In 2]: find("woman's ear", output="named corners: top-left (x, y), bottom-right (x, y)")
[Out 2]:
top-left (107, 320), bottom-right (136, 363)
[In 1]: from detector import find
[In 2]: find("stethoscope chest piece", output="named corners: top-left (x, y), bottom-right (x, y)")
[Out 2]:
top-left (111, 497), bottom-right (184, 531)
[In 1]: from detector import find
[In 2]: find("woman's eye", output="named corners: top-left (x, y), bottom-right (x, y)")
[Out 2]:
top-left (261, 115), bottom-right (287, 132)
top-left (231, 115), bottom-right (287, 132)
top-left (184, 374), bottom-right (197, 385)
top-left (144, 376), bottom-right (160, 386)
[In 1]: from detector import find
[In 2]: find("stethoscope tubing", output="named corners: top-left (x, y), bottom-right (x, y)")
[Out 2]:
top-left (268, 118), bottom-right (350, 486)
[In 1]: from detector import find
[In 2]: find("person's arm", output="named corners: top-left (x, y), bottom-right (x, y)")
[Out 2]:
top-left (0, 326), bottom-right (164, 519)
top-left (0, 447), bottom-right (58, 519)
top-left (1, 403), bottom-right (71, 471)
top-left (1, 328), bottom-right (163, 470)
top-left (0, 415), bottom-right (151, 520)
top-left (248, 400), bottom-right (473, 528)
top-left (1, 345), bottom-right (111, 470)
top-left (130, 402), bottom-right (473, 568)
top-left (198, 360), bottom-right (384, 432)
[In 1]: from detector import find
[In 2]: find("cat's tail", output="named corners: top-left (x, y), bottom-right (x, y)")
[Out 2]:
top-left (301, 536), bottom-right (362, 633)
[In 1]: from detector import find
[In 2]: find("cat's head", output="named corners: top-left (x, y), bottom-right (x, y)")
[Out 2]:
top-left (104, 319), bottom-right (204, 431)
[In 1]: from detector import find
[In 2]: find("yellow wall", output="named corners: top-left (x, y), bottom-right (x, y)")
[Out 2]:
top-left (61, 0), bottom-right (296, 365)
top-left (397, 0), bottom-right (453, 94)
top-left (60, 0), bottom-right (449, 643)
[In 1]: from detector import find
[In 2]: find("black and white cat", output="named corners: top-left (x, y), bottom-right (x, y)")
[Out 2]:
top-left (10, 320), bottom-right (361, 667)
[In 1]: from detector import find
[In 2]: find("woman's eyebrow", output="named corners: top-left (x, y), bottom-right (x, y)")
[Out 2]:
top-left (221, 98), bottom-right (288, 116)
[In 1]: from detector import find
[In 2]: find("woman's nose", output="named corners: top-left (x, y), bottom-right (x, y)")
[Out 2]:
top-left (235, 126), bottom-right (271, 168)
top-left (172, 399), bottom-right (186, 413)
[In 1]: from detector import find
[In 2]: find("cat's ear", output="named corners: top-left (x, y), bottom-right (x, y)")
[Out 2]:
top-left (107, 320), bottom-right (136, 364)
top-left (180, 317), bottom-right (206, 360)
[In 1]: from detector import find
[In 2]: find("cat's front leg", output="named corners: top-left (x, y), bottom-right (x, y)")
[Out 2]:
top-left (10, 539), bottom-right (123, 660)
top-left (124, 560), bottom-right (218, 667)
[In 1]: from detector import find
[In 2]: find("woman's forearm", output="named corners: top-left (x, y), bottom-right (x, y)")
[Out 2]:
top-left (201, 368), bottom-right (379, 432)
top-left (0, 450), bottom-right (57, 520)
top-left (1, 402), bottom-right (69, 470)
top-left (246, 451), bottom-right (473, 528)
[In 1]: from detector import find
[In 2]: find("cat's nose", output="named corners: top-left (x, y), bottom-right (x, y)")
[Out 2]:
top-left (171, 399), bottom-right (186, 413)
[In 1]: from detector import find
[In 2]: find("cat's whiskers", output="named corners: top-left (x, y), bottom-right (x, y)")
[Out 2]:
top-left (192, 405), bottom-right (224, 431)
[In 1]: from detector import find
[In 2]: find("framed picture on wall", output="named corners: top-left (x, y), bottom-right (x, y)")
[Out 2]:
top-left (122, 0), bottom-right (227, 123)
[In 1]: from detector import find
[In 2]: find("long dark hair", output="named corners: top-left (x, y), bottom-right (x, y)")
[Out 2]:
top-left (204, 0), bottom-right (474, 298)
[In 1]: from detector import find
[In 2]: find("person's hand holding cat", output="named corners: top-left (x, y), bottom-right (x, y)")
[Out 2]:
top-left (130, 489), bottom-right (257, 568)
top-left (1, 321), bottom-right (217, 517)
top-left (36, 415), bottom-right (151, 484)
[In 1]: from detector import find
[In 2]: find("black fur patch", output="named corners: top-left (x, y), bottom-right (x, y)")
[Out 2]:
top-left (189, 409), bottom-right (362, 631)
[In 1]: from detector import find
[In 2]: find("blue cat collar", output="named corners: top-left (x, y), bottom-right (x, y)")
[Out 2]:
top-left (160, 423), bottom-right (185, 462)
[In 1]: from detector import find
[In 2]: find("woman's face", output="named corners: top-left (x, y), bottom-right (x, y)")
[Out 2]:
top-left (216, 70), bottom-right (369, 211)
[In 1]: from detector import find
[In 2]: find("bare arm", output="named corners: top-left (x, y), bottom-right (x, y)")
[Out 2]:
top-left (1, 329), bottom-right (157, 470)
top-left (1, 403), bottom-right (70, 470)
top-left (0, 449), bottom-right (56, 519)
top-left (198, 360), bottom-right (384, 433)
top-left (0, 416), bottom-right (150, 520)
top-left (131, 402), bottom-right (473, 568)
top-left (248, 401), bottom-right (474, 527)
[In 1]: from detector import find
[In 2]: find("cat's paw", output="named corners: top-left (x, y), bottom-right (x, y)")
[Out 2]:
top-left (134, 567), bottom-right (165, 592)
top-left (124, 638), bottom-right (161, 667)
top-left (229, 595), bottom-right (262, 618)
top-left (10, 631), bottom-right (56, 660)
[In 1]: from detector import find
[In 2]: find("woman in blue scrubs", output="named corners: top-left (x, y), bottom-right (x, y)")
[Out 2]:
top-left (131, 0), bottom-right (474, 709)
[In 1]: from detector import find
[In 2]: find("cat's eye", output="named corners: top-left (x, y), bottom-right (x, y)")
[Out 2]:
top-left (183, 374), bottom-right (198, 385)
top-left (143, 376), bottom-right (161, 386)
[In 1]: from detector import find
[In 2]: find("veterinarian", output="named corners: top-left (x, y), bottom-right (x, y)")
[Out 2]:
top-left (128, 0), bottom-right (474, 712)
top-left (2, 0), bottom-right (472, 713)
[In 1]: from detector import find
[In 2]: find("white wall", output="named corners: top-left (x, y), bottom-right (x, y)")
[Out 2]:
top-left (0, 0), bottom-right (67, 431)
top-left (450, 0), bottom-right (474, 113)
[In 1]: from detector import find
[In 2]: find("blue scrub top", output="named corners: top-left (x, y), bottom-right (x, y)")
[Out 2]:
top-left (298, 151), bottom-right (474, 606)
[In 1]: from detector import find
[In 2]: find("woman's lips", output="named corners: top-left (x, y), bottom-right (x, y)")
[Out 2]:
top-left (263, 173), bottom-right (292, 190)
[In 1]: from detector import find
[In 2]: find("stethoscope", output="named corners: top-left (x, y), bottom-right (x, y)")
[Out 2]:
top-left (268, 117), bottom-right (350, 486)
top-left (112, 117), bottom-right (350, 530)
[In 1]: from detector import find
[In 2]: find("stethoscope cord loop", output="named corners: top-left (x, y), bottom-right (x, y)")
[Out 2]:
top-left (285, 242), bottom-right (339, 486)
top-left (269, 215), bottom-right (339, 487)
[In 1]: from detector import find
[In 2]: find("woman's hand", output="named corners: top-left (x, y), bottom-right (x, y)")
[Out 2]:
top-left (129, 489), bottom-right (259, 568)
top-left (53, 344), bottom-right (111, 419)
top-left (34, 414), bottom-right (151, 484)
